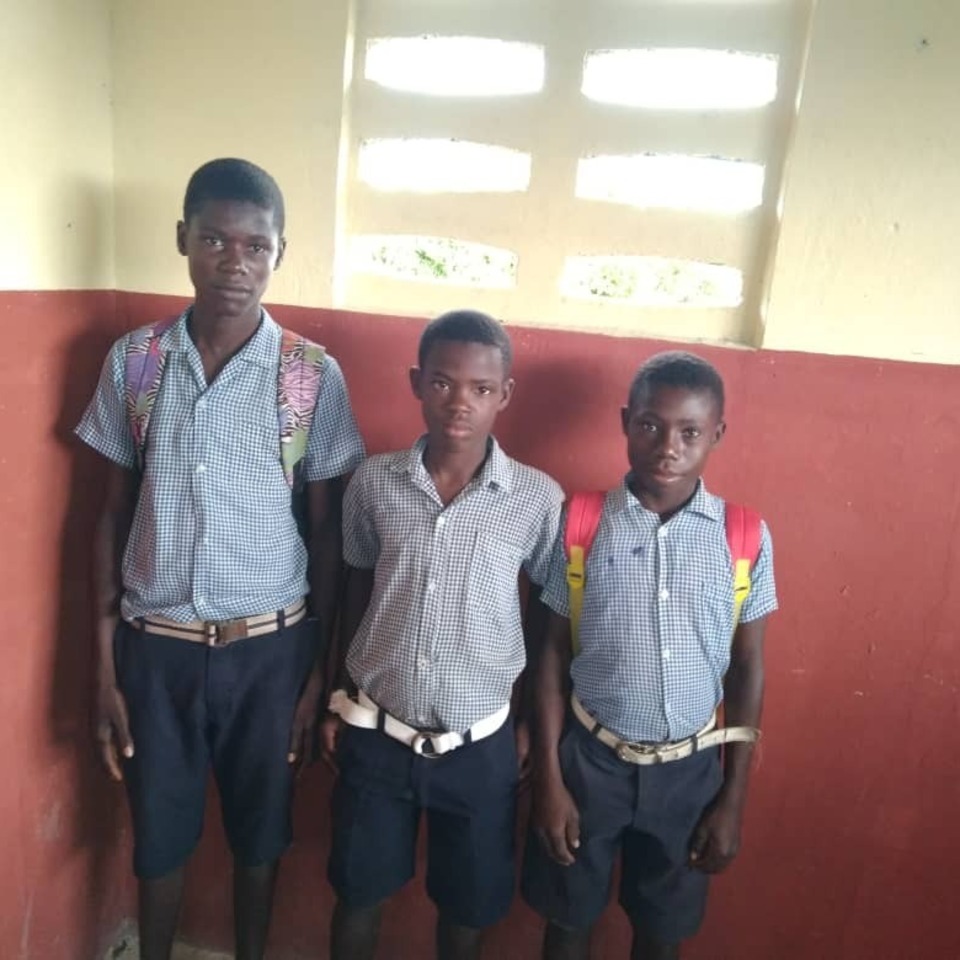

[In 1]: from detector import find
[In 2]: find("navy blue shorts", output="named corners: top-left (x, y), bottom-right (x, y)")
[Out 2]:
top-left (328, 718), bottom-right (518, 929)
top-left (114, 616), bottom-right (317, 879)
top-left (521, 719), bottom-right (722, 943)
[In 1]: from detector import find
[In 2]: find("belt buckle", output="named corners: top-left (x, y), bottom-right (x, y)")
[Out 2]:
top-left (204, 618), bottom-right (248, 647)
top-left (615, 741), bottom-right (659, 764)
top-left (411, 732), bottom-right (443, 759)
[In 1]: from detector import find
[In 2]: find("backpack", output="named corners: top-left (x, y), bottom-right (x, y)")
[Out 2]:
top-left (563, 491), bottom-right (762, 655)
top-left (123, 314), bottom-right (326, 496)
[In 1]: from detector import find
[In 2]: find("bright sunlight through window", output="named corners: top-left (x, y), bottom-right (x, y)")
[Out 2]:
top-left (358, 139), bottom-right (532, 193)
top-left (351, 235), bottom-right (518, 288)
top-left (576, 154), bottom-right (765, 213)
top-left (582, 48), bottom-right (778, 110)
top-left (561, 256), bottom-right (744, 308)
top-left (365, 37), bottom-right (545, 96)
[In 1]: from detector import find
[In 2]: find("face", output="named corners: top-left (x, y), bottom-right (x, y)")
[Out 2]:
top-left (410, 340), bottom-right (514, 449)
top-left (621, 385), bottom-right (725, 501)
top-left (176, 200), bottom-right (285, 318)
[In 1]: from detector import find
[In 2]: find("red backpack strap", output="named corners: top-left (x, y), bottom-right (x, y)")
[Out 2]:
top-left (725, 503), bottom-right (762, 629)
top-left (564, 491), bottom-right (606, 655)
top-left (124, 316), bottom-right (179, 472)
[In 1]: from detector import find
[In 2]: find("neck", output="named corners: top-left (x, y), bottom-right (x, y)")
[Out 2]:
top-left (189, 302), bottom-right (262, 353)
top-left (423, 435), bottom-right (490, 486)
top-left (629, 476), bottom-right (699, 521)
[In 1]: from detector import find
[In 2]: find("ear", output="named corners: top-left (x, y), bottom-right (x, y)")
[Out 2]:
top-left (712, 420), bottom-right (727, 445)
top-left (620, 405), bottom-right (630, 437)
top-left (176, 220), bottom-right (188, 256)
top-left (498, 377), bottom-right (516, 411)
top-left (409, 366), bottom-right (422, 400)
top-left (274, 236), bottom-right (287, 271)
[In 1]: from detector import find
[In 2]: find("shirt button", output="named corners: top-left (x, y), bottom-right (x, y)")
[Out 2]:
top-left (436, 516), bottom-right (446, 528)
top-left (196, 463), bottom-right (206, 474)
top-left (657, 526), bottom-right (668, 538)
top-left (418, 657), bottom-right (430, 669)
top-left (197, 596), bottom-right (206, 606)
top-left (658, 588), bottom-right (669, 601)
top-left (663, 649), bottom-right (671, 660)
top-left (426, 581), bottom-right (436, 594)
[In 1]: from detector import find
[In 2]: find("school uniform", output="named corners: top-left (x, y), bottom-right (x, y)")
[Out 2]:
top-left (76, 308), bottom-right (365, 878)
top-left (522, 478), bottom-right (777, 941)
top-left (329, 435), bottom-right (563, 927)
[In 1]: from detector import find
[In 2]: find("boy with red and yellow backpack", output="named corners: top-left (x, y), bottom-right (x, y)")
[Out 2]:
top-left (522, 351), bottom-right (778, 960)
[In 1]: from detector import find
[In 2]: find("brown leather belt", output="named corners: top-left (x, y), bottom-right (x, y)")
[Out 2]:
top-left (128, 599), bottom-right (307, 647)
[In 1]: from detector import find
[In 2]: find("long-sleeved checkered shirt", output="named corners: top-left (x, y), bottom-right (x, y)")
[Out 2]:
top-left (75, 309), bottom-right (365, 622)
top-left (541, 479), bottom-right (778, 743)
top-left (343, 436), bottom-right (564, 732)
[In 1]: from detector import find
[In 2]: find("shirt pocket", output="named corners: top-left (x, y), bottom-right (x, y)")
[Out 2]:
top-left (465, 532), bottom-right (525, 654)
top-left (696, 579), bottom-right (736, 662)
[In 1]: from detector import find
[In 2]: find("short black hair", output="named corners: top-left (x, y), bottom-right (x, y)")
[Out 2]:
top-left (418, 309), bottom-right (513, 374)
top-left (628, 350), bottom-right (725, 417)
top-left (182, 158), bottom-right (285, 234)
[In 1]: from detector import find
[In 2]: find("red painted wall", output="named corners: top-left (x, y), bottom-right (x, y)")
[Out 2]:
top-left (0, 291), bottom-right (134, 960)
top-left (6, 288), bottom-right (958, 958)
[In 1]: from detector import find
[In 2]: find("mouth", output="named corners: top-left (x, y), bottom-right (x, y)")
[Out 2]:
top-left (212, 285), bottom-right (251, 296)
top-left (442, 420), bottom-right (473, 436)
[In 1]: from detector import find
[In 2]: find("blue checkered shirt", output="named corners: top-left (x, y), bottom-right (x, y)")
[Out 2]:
top-left (541, 479), bottom-right (778, 743)
top-left (343, 436), bottom-right (564, 732)
top-left (75, 309), bottom-right (365, 622)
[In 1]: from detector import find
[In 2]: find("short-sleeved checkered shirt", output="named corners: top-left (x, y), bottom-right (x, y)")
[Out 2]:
top-left (343, 435), bottom-right (564, 732)
top-left (541, 478), bottom-right (777, 743)
top-left (75, 309), bottom-right (365, 622)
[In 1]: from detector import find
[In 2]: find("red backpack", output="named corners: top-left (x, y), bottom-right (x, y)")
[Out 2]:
top-left (564, 491), bottom-right (762, 654)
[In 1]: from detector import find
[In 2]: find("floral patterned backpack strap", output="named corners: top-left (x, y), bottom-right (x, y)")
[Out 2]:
top-left (277, 328), bottom-right (326, 490)
top-left (124, 316), bottom-right (178, 473)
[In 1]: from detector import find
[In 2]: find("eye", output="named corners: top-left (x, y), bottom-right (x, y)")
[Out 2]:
top-left (682, 427), bottom-right (702, 440)
top-left (476, 385), bottom-right (492, 396)
top-left (432, 380), bottom-right (450, 392)
top-left (204, 236), bottom-right (223, 248)
top-left (638, 420), bottom-right (658, 434)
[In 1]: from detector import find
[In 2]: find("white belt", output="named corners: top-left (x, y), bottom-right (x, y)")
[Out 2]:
top-left (329, 689), bottom-right (510, 757)
top-left (571, 694), bottom-right (760, 766)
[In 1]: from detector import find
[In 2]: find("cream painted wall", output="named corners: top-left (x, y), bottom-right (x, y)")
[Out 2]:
top-left (0, 0), bottom-right (114, 290)
top-left (763, 0), bottom-right (960, 363)
top-left (110, 0), bottom-right (353, 307)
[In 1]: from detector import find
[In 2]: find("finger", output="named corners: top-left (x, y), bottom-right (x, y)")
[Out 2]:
top-left (546, 832), bottom-right (576, 866)
top-left (100, 737), bottom-right (123, 782)
top-left (113, 700), bottom-right (135, 759)
top-left (288, 721), bottom-right (304, 765)
top-left (566, 814), bottom-right (581, 853)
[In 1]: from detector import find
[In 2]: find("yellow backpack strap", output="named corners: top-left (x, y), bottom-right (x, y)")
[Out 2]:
top-left (564, 492), bottom-right (606, 656)
top-left (725, 503), bottom-right (763, 631)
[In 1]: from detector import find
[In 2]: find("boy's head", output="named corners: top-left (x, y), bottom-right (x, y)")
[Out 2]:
top-left (621, 351), bottom-right (726, 501)
top-left (410, 310), bottom-right (515, 450)
top-left (176, 159), bottom-right (286, 316)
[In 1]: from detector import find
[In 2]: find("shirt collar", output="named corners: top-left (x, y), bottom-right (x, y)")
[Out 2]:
top-left (166, 306), bottom-right (281, 367)
top-left (394, 435), bottom-right (514, 494)
top-left (611, 476), bottom-right (722, 521)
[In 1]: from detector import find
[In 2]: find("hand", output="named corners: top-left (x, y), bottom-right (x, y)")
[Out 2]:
top-left (287, 670), bottom-right (323, 774)
top-left (319, 711), bottom-right (344, 773)
top-left (515, 720), bottom-right (532, 786)
top-left (689, 793), bottom-right (744, 873)
top-left (95, 681), bottom-right (134, 781)
top-left (533, 776), bottom-right (581, 866)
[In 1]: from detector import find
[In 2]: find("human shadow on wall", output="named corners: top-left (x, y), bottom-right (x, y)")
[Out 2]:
top-left (49, 317), bottom-right (135, 957)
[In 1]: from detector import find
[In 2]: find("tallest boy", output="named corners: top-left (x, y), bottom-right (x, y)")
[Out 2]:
top-left (76, 159), bottom-right (365, 960)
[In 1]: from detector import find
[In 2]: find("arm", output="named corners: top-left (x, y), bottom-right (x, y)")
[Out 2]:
top-left (93, 461), bottom-right (139, 781)
top-left (689, 615), bottom-right (767, 872)
top-left (287, 477), bottom-right (346, 768)
top-left (318, 563), bottom-right (374, 769)
top-left (530, 608), bottom-right (582, 865)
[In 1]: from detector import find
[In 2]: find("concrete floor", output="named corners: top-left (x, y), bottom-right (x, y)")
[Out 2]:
top-left (105, 936), bottom-right (231, 960)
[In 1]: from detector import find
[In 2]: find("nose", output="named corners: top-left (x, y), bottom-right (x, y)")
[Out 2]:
top-left (221, 243), bottom-right (248, 274)
top-left (448, 383), bottom-right (472, 411)
top-left (658, 428), bottom-right (681, 459)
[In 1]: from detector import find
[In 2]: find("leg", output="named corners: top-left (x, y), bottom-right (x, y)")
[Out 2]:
top-left (138, 867), bottom-right (186, 960)
top-left (630, 925), bottom-right (680, 960)
top-left (328, 726), bottom-right (421, 958)
top-left (233, 857), bottom-right (280, 960)
top-left (330, 900), bottom-right (383, 960)
top-left (543, 921), bottom-right (591, 960)
top-left (436, 915), bottom-right (484, 960)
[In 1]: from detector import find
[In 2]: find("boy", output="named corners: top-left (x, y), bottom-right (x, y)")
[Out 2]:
top-left (522, 351), bottom-right (777, 960)
top-left (321, 310), bottom-right (564, 960)
top-left (76, 158), bottom-right (365, 960)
